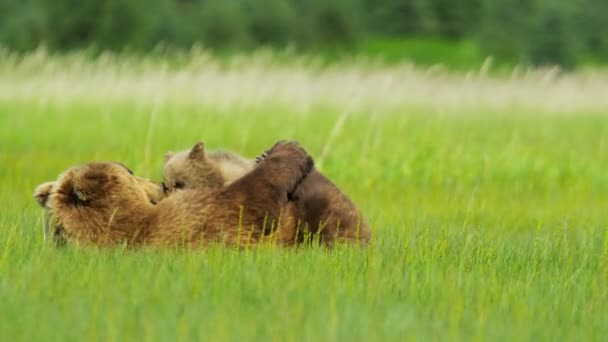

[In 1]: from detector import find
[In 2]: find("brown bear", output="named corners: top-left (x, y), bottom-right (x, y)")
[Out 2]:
top-left (163, 142), bottom-right (253, 192)
top-left (35, 164), bottom-right (167, 207)
top-left (35, 141), bottom-right (312, 248)
top-left (163, 142), bottom-right (371, 245)
top-left (34, 165), bottom-right (168, 245)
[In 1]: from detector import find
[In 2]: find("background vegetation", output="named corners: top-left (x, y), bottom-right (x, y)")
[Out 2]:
top-left (1, 0), bottom-right (608, 68)
top-left (1, 53), bottom-right (607, 340)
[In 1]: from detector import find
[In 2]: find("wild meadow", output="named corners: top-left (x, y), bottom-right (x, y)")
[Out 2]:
top-left (1, 50), bottom-right (607, 341)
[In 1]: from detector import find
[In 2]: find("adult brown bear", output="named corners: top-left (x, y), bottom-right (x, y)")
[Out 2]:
top-left (35, 141), bottom-right (312, 248)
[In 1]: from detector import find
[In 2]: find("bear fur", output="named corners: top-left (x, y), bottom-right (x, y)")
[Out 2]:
top-left (36, 142), bottom-right (312, 248)
top-left (35, 165), bottom-right (168, 207)
top-left (163, 142), bottom-right (371, 245)
top-left (163, 142), bottom-right (254, 193)
top-left (34, 166), bottom-right (168, 245)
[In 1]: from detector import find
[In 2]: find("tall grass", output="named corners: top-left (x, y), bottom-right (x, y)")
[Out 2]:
top-left (0, 52), bottom-right (607, 341)
top-left (1, 48), bottom-right (608, 112)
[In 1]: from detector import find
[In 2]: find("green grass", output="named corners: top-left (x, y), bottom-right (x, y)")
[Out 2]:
top-left (357, 37), bottom-right (489, 69)
top-left (1, 55), bottom-right (608, 341)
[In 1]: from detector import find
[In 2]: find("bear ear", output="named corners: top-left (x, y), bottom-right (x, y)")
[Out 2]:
top-left (189, 142), bottom-right (205, 160)
top-left (164, 151), bottom-right (175, 163)
top-left (65, 182), bottom-right (90, 205)
top-left (72, 185), bottom-right (89, 203)
top-left (70, 169), bottom-right (109, 203)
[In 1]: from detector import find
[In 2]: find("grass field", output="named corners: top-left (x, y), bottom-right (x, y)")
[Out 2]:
top-left (1, 51), bottom-right (608, 341)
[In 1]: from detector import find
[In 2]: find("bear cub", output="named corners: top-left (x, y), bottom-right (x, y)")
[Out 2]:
top-left (164, 142), bottom-right (254, 193)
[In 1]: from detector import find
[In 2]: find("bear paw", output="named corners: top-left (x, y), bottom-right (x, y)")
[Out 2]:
top-left (261, 141), bottom-right (314, 196)
top-left (34, 181), bottom-right (56, 208)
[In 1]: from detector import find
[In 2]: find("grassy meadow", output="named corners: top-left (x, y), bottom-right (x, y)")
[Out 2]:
top-left (1, 51), bottom-right (608, 341)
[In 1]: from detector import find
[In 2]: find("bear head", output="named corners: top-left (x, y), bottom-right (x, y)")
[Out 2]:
top-left (163, 142), bottom-right (225, 193)
top-left (44, 162), bottom-right (165, 246)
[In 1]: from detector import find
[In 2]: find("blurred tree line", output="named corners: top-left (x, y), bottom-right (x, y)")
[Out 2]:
top-left (1, 0), bottom-right (607, 67)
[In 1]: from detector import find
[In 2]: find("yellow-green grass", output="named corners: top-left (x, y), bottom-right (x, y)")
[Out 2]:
top-left (1, 52), bottom-right (607, 341)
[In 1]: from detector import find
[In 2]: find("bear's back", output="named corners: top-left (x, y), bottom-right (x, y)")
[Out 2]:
top-left (208, 150), bottom-right (254, 185)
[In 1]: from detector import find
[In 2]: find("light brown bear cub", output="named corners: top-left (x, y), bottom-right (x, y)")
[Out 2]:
top-left (34, 141), bottom-right (313, 248)
top-left (164, 142), bottom-right (254, 192)
top-left (164, 142), bottom-right (371, 245)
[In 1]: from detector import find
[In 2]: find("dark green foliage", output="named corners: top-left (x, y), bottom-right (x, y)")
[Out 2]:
top-left (196, 1), bottom-right (249, 49)
top-left (0, 0), bottom-right (47, 51)
top-left (477, 0), bottom-right (540, 63)
top-left (574, 0), bottom-right (608, 61)
top-left (476, 0), bottom-right (608, 67)
top-left (0, 0), bottom-right (607, 66)
top-left (244, 0), bottom-right (295, 46)
top-left (309, 0), bottom-right (362, 47)
top-left (365, 0), bottom-right (436, 35)
top-left (430, 0), bottom-right (482, 39)
top-left (527, 3), bottom-right (579, 68)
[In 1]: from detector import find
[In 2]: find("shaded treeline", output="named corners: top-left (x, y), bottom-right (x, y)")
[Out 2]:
top-left (1, 0), bottom-right (607, 67)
